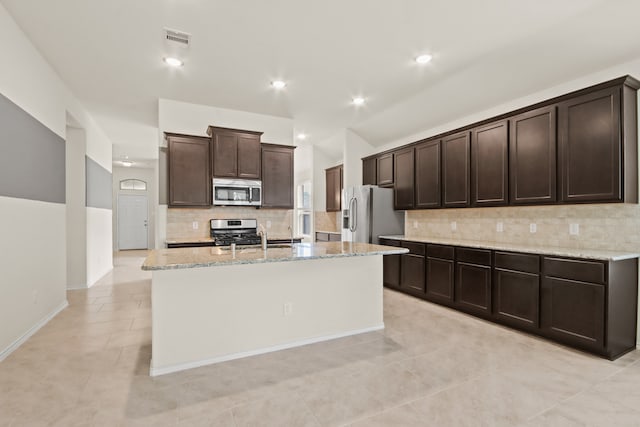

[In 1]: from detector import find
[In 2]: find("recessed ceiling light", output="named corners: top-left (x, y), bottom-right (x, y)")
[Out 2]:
top-left (297, 133), bottom-right (307, 140)
top-left (352, 97), bottom-right (365, 106)
top-left (122, 161), bottom-right (133, 167)
top-left (415, 54), bottom-right (432, 64)
top-left (271, 80), bottom-right (286, 89)
top-left (163, 57), bottom-right (184, 67)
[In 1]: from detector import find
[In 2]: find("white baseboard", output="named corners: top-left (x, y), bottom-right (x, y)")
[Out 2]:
top-left (150, 323), bottom-right (385, 377)
top-left (0, 300), bottom-right (68, 362)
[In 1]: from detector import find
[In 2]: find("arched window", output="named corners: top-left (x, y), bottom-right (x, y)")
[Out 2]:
top-left (119, 179), bottom-right (147, 191)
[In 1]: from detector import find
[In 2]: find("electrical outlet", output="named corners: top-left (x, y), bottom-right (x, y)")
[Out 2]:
top-left (266, 221), bottom-right (272, 229)
top-left (450, 221), bottom-right (457, 232)
top-left (529, 223), bottom-right (537, 233)
top-left (283, 302), bottom-right (293, 316)
top-left (569, 223), bottom-right (580, 236)
top-left (192, 221), bottom-right (198, 230)
top-left (413, 221), bottom-right (418, 229)
top-left (496, 222), bottom-right (504, 233)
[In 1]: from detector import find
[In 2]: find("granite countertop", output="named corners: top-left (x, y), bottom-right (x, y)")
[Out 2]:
top-left (143, 242), bottom-right (409, 271)
top-left (315, 230), bottom-right (342, 234)
top-left (378, 235), bottom-right (639, 261)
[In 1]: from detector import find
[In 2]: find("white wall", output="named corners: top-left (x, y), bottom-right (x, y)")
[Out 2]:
top-left (158, 99), bottom-right (294, 145)
top-left (343, 129), bottom-right (374, 189)
top-left (0, 3), bottom-right (113, 358)
top-left (65, 126), bottom-right (87, 289)
top-left (112, 166), bottom-right (157, 250)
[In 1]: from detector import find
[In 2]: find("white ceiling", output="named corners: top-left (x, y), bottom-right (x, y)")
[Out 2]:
top-left (3, 0), bottom-right (640, 163)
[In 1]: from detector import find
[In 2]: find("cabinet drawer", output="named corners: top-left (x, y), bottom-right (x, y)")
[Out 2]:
top-left (495, 252), bottom-right (540, 274)
top-left (427, 244), bottom-right (454, 260)
top-left (402, 241), bottom-right (426, 256)
top-left (544, 257), bottom-right (605, 284)
top-left (380, 238), bottom-right (401, 247)
top-left (456, 247), bottom-right (491, 265)
top-left (328, 233), bottom-right (341, 242)
top-left (315, 232), bottom-right (329, 242)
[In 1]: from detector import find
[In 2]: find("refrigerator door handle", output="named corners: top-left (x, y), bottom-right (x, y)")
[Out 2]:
top-left (350, 197), bottom-right (357, 232)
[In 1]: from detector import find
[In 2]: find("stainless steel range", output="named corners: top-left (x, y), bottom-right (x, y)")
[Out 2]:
top-left (210, 219), bottom-right (261, 246)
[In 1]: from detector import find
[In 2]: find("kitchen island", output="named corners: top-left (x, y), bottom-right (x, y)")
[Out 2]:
top-left (142, 242), bottom-right (408, 376)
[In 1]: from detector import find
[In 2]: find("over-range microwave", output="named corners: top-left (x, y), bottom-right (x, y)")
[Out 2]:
top-left (213, 178), bottom-right (262, 207)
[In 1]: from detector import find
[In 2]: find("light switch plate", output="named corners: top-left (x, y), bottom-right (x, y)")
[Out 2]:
top-left (496, 222), bottom-right (504, 233)
top-left (192, 221), bottom-right (198, 230)
top-left (529, 223), bottom-right (537, 233)
top-left (266, 221), bottom-right (272, 228)
top-left (451, 221), bottom-right (457, 231)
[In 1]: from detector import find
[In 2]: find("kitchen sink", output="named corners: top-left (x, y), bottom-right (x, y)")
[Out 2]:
top-left (219, 243), bottom-right (295, 251)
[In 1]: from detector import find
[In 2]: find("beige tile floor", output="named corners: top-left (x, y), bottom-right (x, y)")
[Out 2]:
top-left (1, 251), bottom-right (639, 426)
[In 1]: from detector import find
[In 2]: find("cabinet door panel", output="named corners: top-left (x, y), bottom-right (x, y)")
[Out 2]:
top-left (426, 257), bottom-right (454, 303)
top-left (168, 136), bottom-right (211, 207)
top-left (456, 262), bottom-right (491, 314)
top-left (472, 121), bottom-right (508, 206)
top-left (541, 277), bottom-right (605, 350)
top-left (394, 147), bottom-right (415, 210)
top-left (237, 136), bottom-right (261, 179)
top-left (384, 254), bottom-right (401, 289)
top-left (261, 146), bottom-right (293, 208)
top-left (559, 87), bottom-right (621, 202)
top-left (415, 140), bottom-right (441, 208)
top-left (363, 157), bottom-right (377, 185)
top-left (325, 165), bottom-right (342, 212)
top-left (442, 132), bottom-right (470, 207)
top-left (494, 268), bottom-right (539, 329)
top-left (510, 106), bottom-right (557, 204)
top-left (377, 153), bottom-right (394, 187)
top-left (401, 254), bottom-right (425, 295)
top-left (212, 134), bottom-right (238, 177)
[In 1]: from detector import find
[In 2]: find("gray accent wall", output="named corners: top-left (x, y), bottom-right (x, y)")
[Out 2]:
top-left (86, 156), bottom-right (112, 209)
top-left (0, 92), bottom-right (65, 204)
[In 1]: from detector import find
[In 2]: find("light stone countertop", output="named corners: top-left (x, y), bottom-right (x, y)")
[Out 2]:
top-left (378, 235), bottom-right (639, 261)
top-left (315, 230), bottom-right (342, 234)
top-left (143, 242), bottom-right (409, 271)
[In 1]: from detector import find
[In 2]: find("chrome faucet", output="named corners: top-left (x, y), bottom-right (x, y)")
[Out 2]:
top-left (258, 224), bottom-right (267, 250)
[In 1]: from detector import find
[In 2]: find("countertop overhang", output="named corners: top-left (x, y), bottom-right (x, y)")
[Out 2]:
top-left (379, 235), bottom-right (639, 261)
top-left (143, 242), bottom-right (408, 271)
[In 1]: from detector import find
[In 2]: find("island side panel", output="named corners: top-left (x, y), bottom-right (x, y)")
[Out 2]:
top-left (150, 255), bottom-right (384, 375)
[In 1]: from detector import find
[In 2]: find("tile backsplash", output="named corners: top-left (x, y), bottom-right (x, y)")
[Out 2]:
top-left (167, 207), bottom-right (293, 239)
top-left (314, 211), bottom-right (340, 232)
top-left (405, 203), bottom-right (640, 252)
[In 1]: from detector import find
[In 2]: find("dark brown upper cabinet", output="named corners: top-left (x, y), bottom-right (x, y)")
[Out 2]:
top-left (442, 132), bottom-right (471, 208)
top-left (325, 164), bottom-right (343, 212)
top-left (166, 133), bottom-right (211, 207)
top-left (362, 157), bottom-right (377, 185)
top-left (261, 144), bottom-right (295, 209)
top-left (207, 126), bottom-right (262, 179)
top-left (472, 121), bottom-right (508, 206)
top-left (415, 139), bottom-right (441, 209)
top-left (377, 153), bottom-right (394, 187)
top-left (393, 147), bottom-right (415, 210)
top-left (509, 106), bottom-right (557, 205)
top-left (558, 83), bottom-right (637, 204)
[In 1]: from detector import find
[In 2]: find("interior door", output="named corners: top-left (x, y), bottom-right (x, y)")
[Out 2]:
top-left (118, 194), bottom-right (148, 250)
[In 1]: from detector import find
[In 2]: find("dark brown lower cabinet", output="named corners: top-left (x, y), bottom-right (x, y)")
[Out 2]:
top-left (380, 238), bottom-right (401, 290)
top-left (493, 252), bottom-right (540, 330)
top-left (541, 276), bottom-right (605, 351)
top-left (380, 239), bottom-right (638, 360)
top-left (455, 247), bottom-right (492, 316)
top-left (400, 242), bottom-right (426, 296)
top-left (425, 244), bottom-right (455, 305)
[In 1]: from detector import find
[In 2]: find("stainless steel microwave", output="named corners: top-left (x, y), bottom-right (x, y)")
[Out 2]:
top-left (212, 178), bottom-right (262, 206)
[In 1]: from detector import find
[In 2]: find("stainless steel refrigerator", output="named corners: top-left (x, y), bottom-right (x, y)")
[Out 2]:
top-left (341, 186), bottom-right (404, 244)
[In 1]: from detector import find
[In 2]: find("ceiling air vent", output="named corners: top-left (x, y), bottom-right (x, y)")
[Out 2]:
top-left (164, 28), bottom-right (191, 47)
